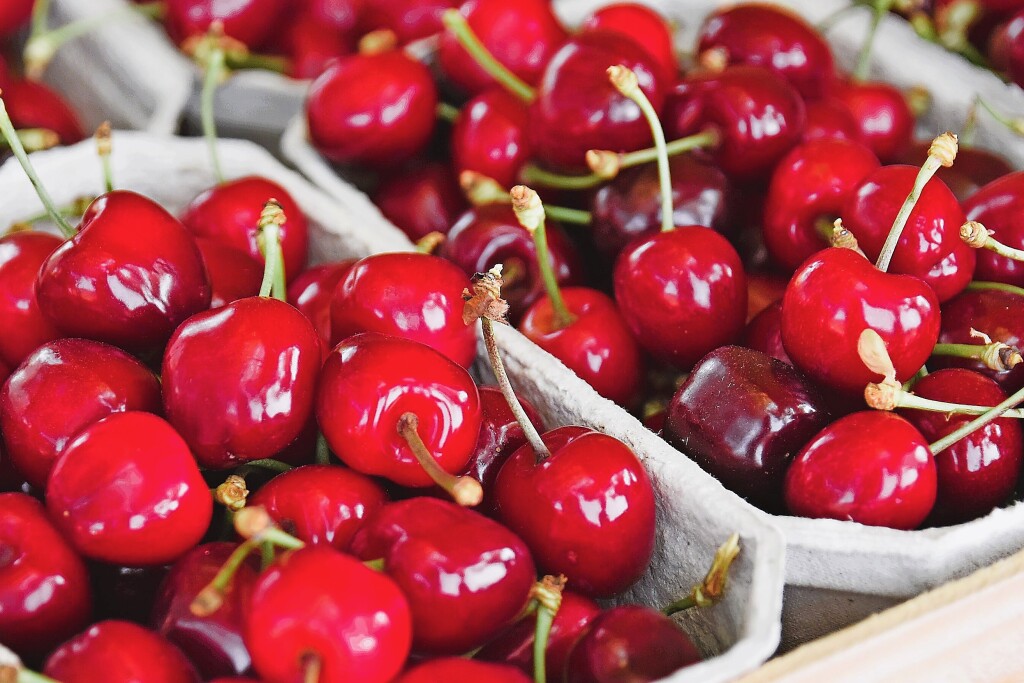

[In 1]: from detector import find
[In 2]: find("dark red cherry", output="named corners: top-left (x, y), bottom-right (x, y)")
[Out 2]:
top-left (302, 0), bottom-right (361, 35)
top-left (896, 142), bottom-right (1013, 203)
top-left (664, 345), bottom-right (831, 512)
top-left (46, 412), bottom-right (213, 566)
top-left (351, 498), bottom-right (535, 655)
top-left (827, 80), bottom-right (913, 163)
top-left (581, 3), bottom-right (676, 81)
top-left (438, 0), bottom-right (568, 96)
top-left (0, 493), bottom-right (91, 661)
top-left (280, 10), bottom-right (354, 80)
top-left (359, 0), bottom-right (455, 44)
top-left (933, 285), bottom-right (1024, 390)
top-left (307, 51), bottom-right (437, 168)
top-left (44, 620), bottom-right (199, 683)
top-left (330, 252), bottom-right (477, 367)
top-left (163, 0), bottom-right (287, 49)
top-left (742, 300), bottom-right (791, 365)
top-left (181, 177), bottom-right (308, 285)
top-left (520, 287), bottom-right (643, 407)
top-left (0, 231), bottom-right (62, 368)
top-left (565, 605), bottom-right (702, 683)
top-left (802, 98), bottom-right (862, 143)
top-left (1, 338), bottom-right (161, 490)
top-left (194, 238), bottom-right (263, 309)
top-left (900, 369), bottom-right (1022, 525)
top-left (963, 171), bottom-right (1024, 287)
top-left (286, 260), bottom-right (356, 360)
top-left (162, 296), bottom-right (321, 469)
top-left (249, 464), bottom-right (389, 551)
top-left (4, 79), bottom-right (85, 145)
top-left (780, 247), bottom-right (940, 395)
top-left (495, 426), bottom-right (656, 597)
top-left (151, 542), bottom-right (258, 680)
top-left (371, 162), bottom-right (466, 242)
top-left (245, 546), bottom-right (411, 683)
top-left (440, 204), bottom-right (582, 323)
top-left (613, 226), bottom-right (747, 371)
top-left (665, 65), bottom-right (806, 181)
top-left (88, 561), bottom-right (168, 625)
top-left (784, 411), bottom-right (937, 529)
top-left (762, 137), bottom-right (880, 272)
top-left (529, 31), bottom-right (666, 171)
top-left (316, 333), bottom-right (482, 487)
top-left (36, 190), bottom-right (211, 354)
top-left (397, 659), bottom-right (530, 682)
top-left (451, 89), bottom-right (531, 189)
top-left (0, 0), bottom-right (31, 39)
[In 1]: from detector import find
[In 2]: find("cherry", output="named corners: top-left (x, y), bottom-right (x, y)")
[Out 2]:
top-left (329, 252), bottom-right (477, 367)
top-left (306, 51), bottom-right (437, 168)
top-left (351, 497), bottom-right (535, 655)
top-left (901, 368), bottom-right (1022, 525)
top-left (826, 80), bottom-right (914, 163)
top-left (164, 0), bottom-right (288, 49)
top-left (195, 238), bottom-right (264, 309)
top-left (303, 0), bottom-right (361, 35)
top-left (396, 658), bottom-right (531, 682)
top-left (438, 0), bottom-right (568, 96)
top-left (742, 300), bottom-right (792, 365)
top-left (802, 98), bottom-right (863, 143)
top-left (529, 31), bottom-right (666, 171)
top-left (36, 190), bottom-right (211, 354)
top-left (359, 0), bottom-right (455, 44)
top-left (664, 345), bottom-right (832, 512)
top-left (963, 171), bottom-right (1024, 286)
top-left (697, 3), bottom-right (835, 100)
top-left (46, 412), bottom-right (213, 566)
top-left (245, 546), bottom-right (411, 683)
top-left (0, 231), bottom-right (62, 369)
top-left (1, 338), bottom-right (162, 490)
top-left (248, 464), bottom-right (389, 552)
top-left (279, 10), bottom-right (354, 80)
top-left (0, 0), bottom-right (31, 39)
top-left (152, 542), bottom-right (259, 680)
top-left (44, 620), bottom-right (199, 683)
top-left (371, 162), bottom-right (466, 242)
top-left (0, 493), bottom-right (92, 661)
top-left (316, 333), bottom-right (482, 489)
top-left (785, 411), bottom-right (937, 528)
top-left (762, 137), bottom-right (880, 273)
top-left (3, 79), bottom-right (85, 145)
top-left (286, 260), bottom-right (356, 360)
top-left (451, 89), bottom-right (531, 189)
top-left (581, 3), bottom-right (676, 82)
top-left (564, 605), bottom-right (702, 682)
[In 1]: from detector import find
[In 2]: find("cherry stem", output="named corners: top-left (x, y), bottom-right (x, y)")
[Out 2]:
top-left (531, 575), bottom-right (566, 683)
top-left (967, 280), bottom-right (1024, 297)
top-left (0, 93), bottom-right (75, 238)
top-left (511, 185), bottom-right (575, 329)
top-left (396, 412), bottom-right (483, 506)
top-left (416, 231), bottom-right (446, 254)
top-left (932, 341), bottom-right (1022, 371)
top-left (874, 132), bottom-right (958, 272)
top-left (214, 474), bottom-right (249, 511)
top-left (664, 533), bottom-right (741, 616)
top-left (190, 537), bottom-right (260, 617)
top-left (198, 28), bottom-right (228, 185)
top-left (302, 654), bottom-right (322, 683)
top-left (441, 9), bottom-right (534, 103)
top-left (225, 51), bottom-right (289, 73)
top-left (974, 96), bottom-right (1024, 137)
top-left (1, 668), bottom-right (61, 683)
top-left (866, 382), bottom-right (1024, 417)
top-left (257, 199), bottom-right (288, 300)
top-left (7, 196), bottom-right (92, 235)
top-left (30, 0), bottom-right (51, 39)
top-left (929, 383), bottom-right (1024, 453)
top-left (234, 505), bottom-right (306, 549)
top-left (436, 101), bottom-right (460, 123)
top-left (961, 221), bottom-right (1024, 262)
top-left (460, 171), bottom-right (593, 224)
top-left (544, 205), bottom-right (591, 225)
top-left (0, 128), bottom-right (59, 153)
top-left (95, 122), bottom-right (114, 193)
top-left (315, 433), bottom-right (331, 465)
top-left (241, 458), bottom-right (294, 474)
top-left (853, 0), bottom-right (894, 81)
top-left (23, 2), bottom-right (164, 81)
top-left (363, 558), bottom-right (385, 572)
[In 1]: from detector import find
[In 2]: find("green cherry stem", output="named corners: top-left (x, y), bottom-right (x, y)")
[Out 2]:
top-left (436, 101), bottom-right (461, 123)
top-left (257, 199), bottom-right (288, 300)
top-left (240, 457), bottom-right (293, 474)
top-left (0, 128), bottom-right (59, 153)
top-left (197, 28), bottom-right (229, 185)
top-left (95, 121), bottom-right (115, 193)
top-left (441, 9), bottom-right (535, 103)
top-left (0, 92), bottom-right (75, 238)
top-left (664, 533), bottom-right (741, 616)
top-left (928, 383), bottom-right (1024, 454)
top-left (0, 667), bottom-right (61, 683)
top-left (396, 413), bottom-right (483, 507)
top-left (511, 185), bottom-right (576, 329)
top-left (932, 340), bottom-right (1022, 371)
top-left (315, 433), bottom-right (332, 465)
top-left (189, 537), bottom-right (261, 617)
top-left (531, 575), bottom-right (566, 683)
top-left (961, 221), bottom-right (1024, 263)
top-left (853, 0), bottom-right (895, 82)
top-left (30, 0), bottom-right (51, 40)
top-left (975, 96), bottom-right (1024, 137)
top-left (875, 131), bottom-right (958, 273)
top-left (866, 381), bottom-right (1024, 417)
top-left (460, 171), bottom-right (593, 224)
top-left (966, 280), bottom-right (1024, 297)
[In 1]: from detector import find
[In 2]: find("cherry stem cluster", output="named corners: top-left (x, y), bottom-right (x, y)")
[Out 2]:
top-left (441, 9), bottom-right (535, 103)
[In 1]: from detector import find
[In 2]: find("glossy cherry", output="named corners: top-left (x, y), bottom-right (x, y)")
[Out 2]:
top-left (280, 9), bottom-right (354, 80)
top-left (4, 79), bottom-right (85, 145)
top-left (396, 658), bottom-right (531, 682)
top-left (742, 300), bottom-right (791, 365)
top-left (358, 0), bottom-right (455, 44)
top-left (933, 284), bottom-right (1024, 390)
top-left (802, 98), bottom-right (863, 143)
top-left (195, 238), bottom-right (264, 309)
top-left (963, 171), bottom-right (1024, 286)
top-left (0, 493), bottom-right (92, 661)
top-left (286, 260), bottom-right (356, 360)
top-left (664, 346), bottom-right (831, 512)
top-left (1, 338), bottom-right (162, 490)
top-left (780, 247), bottom-right (941, 395)
top-left (451, 89), bottom-right (531, 189)
top-left (785, 411), bottom-right (937, 529)
top-left (495, 425), bottom-right (656, 597)
top-left (44, 620), bottom-right (199, 683)
top-left (163, 0), bottom-right (288, 49)
top-left (302, 0), bottom-right (361, 35)
top-left (249, 464), bottom-right (389, 551)
top-left (329, 252), bottom-right (477, 367)
top-left (0, 0), bottom-right (31, 39)
top-left (46, 412), bottom-right (213, 566)
top-left (826, 80), bottom-right (914, 163)
top-left (244, 546), bottom-right (411, 683)
top-left (613, 226), bottom-right (747, 371)
top-left (36, 190), bottom-right (211, 354)
top-left (900, 369), bottom-right (1023, 525)
top-left (371, 162), bottom-right (466, 242)
top-left (0, 231), bottom-right (62, 368)
top-left (307, 51), bottom-right (437, 168)
top-left (581, 3), bottom-right (676, 81)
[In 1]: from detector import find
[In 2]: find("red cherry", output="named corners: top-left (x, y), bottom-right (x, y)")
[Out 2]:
top-left (3, 79), bottom-right (85, 145)
top-left (780, 247), bottom-right (940, 395)
top-left (581, 3), bottom-right (676, 81)
top-left (963, 171), bottom-right (1024, 286)
top-left (359, 0), bottom-right (455, 44)
top-left (36, 190), bottom-right (211, 354)
top-left (307, 51), bottom-right (437, 168)
top-left (351, 497), bottom-right (535, 655)
top-left (195, 238), bottom-right (264, 309)
top-left (0, 231), bottom-right (62, 368)
top-left (438, 0), bottom-right (568, 96)
top-left (613, 226), bottom-right (747, 371)
top-left (0, 0), bottom-right (31, 39)
top-left (249, 464), bottom-right (389, 551)
top-left (900, 369), bottom-right (1023, 525)
top-left (452, 89), bottom-right (531, 189)
top-left (396, 658), bottom-right (531, 682)
top-left (163, 0), bottom-right (287, 49)
top-left (280, 10), bottom-right (354, 80)
top-left (529, 31), bottom-right (666, 171)
top-left (46, 412), bottom-right (213, 566)
top-left (802, 98), bottom-right (863, 143)
top-left (0, 493), bottom-right (92, 661)
top-left (371, 162), bottom-right (466, 242)
top-left (933, 285), bottom-right (1024, 391)
top-left (742, 300), bottom-right (791, 365)
top-left (302, 0), bottom-right (361, 34)
top-left (316, 333), bottom-right (482, 487)
top-left (1, 338), bottom-right (162, 490)
top-left (329, 252), bottom-right (477, 367)
top-left (44, 620), bottom-right (199, 683)
top-left (286, 260), bottom-right (356, 359)
top-left (784, 411), bottom-right (937, 529)
top-left (162, 297), bottom-right (321, 469)
top-left (245, 546), bottom-right (411, 683)
top-left (827, 80), bottom-right (914, 163)
top-left (495, 426), bottom-right (656, 597)
top-left (180, 177), bottom-right (309, 285)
